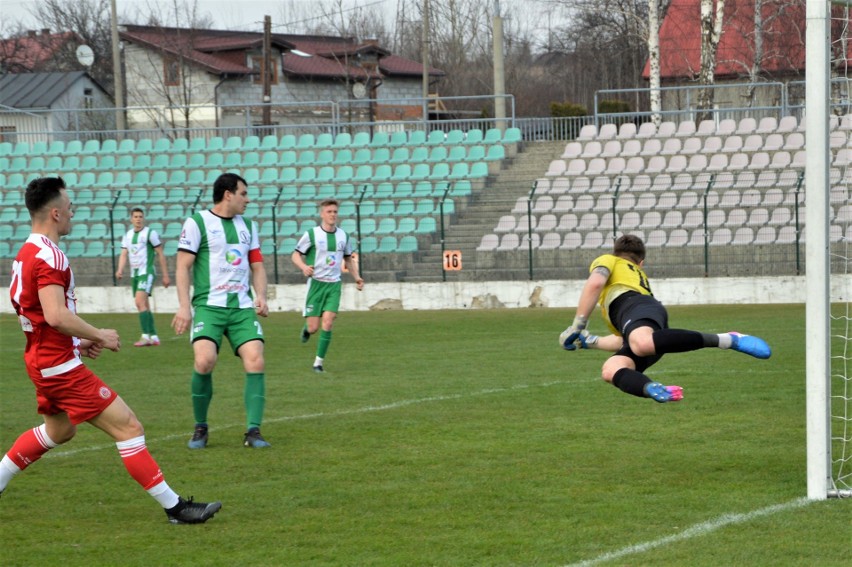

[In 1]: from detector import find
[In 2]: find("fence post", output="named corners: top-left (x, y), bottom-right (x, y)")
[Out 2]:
top-left (356, 184), bottom-right (369, 271)
top-left (526, 180), bottom-right (539, 280)
top-left (439, 183), bottom-right (452, 282)
top-left (109, 190), bottom-right (122, 286)
top-left (702, 174), bottom-right (715, 277)
top-left (272, 185), bottom-right (285, 284)
top-left (794, 171), bottom-right (805, 275)
top-left (611, 177), bottom-right (622, 240)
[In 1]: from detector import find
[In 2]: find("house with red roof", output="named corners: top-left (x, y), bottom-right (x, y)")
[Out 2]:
top-left (0, 29), bottom-right (83, 74)
top-left (119, 24), bottom-right (444, 131)
top-left (644, 0), bottom-right (811, 111)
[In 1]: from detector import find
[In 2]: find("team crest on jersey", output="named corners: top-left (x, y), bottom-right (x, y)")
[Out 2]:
top-left (325, 256), bottom-right (336, 266)
top-left (193, 321), bottom-right (205, 334)
top-left (99, 386), bottom-right (111, 399)
top-left (239, 230), bottom-right (250, 245)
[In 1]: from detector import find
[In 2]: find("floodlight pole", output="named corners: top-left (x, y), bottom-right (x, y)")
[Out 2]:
top-left (110, 0), bottom-right (125, 131)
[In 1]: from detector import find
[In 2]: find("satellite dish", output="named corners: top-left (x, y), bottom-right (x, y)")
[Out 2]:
top-left (352, 82), bottom-right (367, 99)
top-left (76, 44), bottom-right (95, 67)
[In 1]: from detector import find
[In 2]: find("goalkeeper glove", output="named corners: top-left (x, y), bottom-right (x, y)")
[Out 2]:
top-left (559, 329), bottom-right (599, 350)
top-left (559, 316), bottom-right (586, 350)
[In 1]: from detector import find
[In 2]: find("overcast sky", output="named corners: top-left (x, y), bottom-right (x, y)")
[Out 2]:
top-left (0, 0), bottom-right (559, 35)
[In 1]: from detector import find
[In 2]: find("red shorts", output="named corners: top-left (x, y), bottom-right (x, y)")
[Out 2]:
top-left (28, 364), bottom-right (118, 425)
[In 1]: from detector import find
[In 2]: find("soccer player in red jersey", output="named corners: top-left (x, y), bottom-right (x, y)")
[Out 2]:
top-left (0, 176), bottom-right (221, 524)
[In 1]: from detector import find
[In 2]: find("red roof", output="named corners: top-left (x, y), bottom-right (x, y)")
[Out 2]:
top-left (644, 0), bottom-right (808, 80)
top-left (119, 25), bottom-right (442, 81)
top-left (0, 30), bottom-right (80, 72)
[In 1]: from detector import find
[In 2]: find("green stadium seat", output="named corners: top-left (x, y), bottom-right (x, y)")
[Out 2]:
top-left (337, 183), bottom-right (356, 200)
top-left (165, 187), bottom-right (187, 203)
top-left (131, 172), bottom-right (150, 187)
top-left (0, 241), bottom-right (11, 259)
top-left (133, 139), bottom-right (153, 153)
top-left (278, 201), bottom-right (298, 218)
top-left (425, 130), bottom-right (445, 145)
top-left (429, 163), bottom-right (449, 181)
top-left (357, 201), bottom-right (375, 218)
top-left (465, 145), bottom-right (486, 162)
top-left (242, 135), bottom-right (260, 151)
top-left (483, 128), bottom-right (503, 145)
top-left (46, 140), bottom-right (65, 155)
top-left (130, 154), bottom-right (151, 170)
top-left (395, 199), bottom-right (415, 216)
top-left (206, 137), bottom-right (224, 152)
top-left (11, 142), bottom-right (29, 155)
top-left (297, 150), bottom-right (315, 166)
top-left (8, 156), bottom-right (27, 172)
top-left (388, 131), bottom-right (408, 147)
top-left (45, 155), bottom-right (63, 172)
top-left (259, 167), bottom-right (279, 185)
top-left (351, 148), bottom-right (372, 165)
top-left (280, 167), bottom-right (298, 184)
top-left (88, 222), bottom-right (109, 240)
top-left (297, 167), bottom-right (316, 184)
top-left (115, 155), bottom-right (134, 171)
top-left (351, 132), bottom-right (371, 147)
top-left (413, 199), bottom-right (435, 215)
top-left (372, 147), bottom-right (391, 164)
top-left (167, 170), bottom-right (186, 186)
top-left (339, 218), bottom-right (357, 233)
top-left (408, 130), bottom-right (427, 146)
top-left (398, 235), bottom-right (418, 252)
top-left (0, 142), bottom-right (11, 155)
top-left (297, 184), bottom-right (317, 201)
top-left (280, 150), bottom-right (298, 165)
top-left (375, 218), bottom-right (396, 236)
top-left (0, 206), bottom-right (17, 223)
top-left (187, 153), bottom-right (206, 169)
top-left (410, 146), bottom-right (428, 162)
top-left (168, 138), bottom-right (189, 154)
top-left (163, 240), bottom-right (179, 256)
top-left (447, 145), bottom-right (466, 162)
top-left (360, 236), bottom-right (378, 253)
top-left (296, 133), bottom-right (315, 149)
top-left (373, 182), bottom-right (394, 199)
top-left (333, 132), bottom-right (351, 148)
top-left (96, 154), bottom-right (115, 171)
top-left (445, 130), bottom-right (465, 145)
top-left (375, 199), bottom-right (395, 216)
top-left (243, 152), bottom-right (261, 167)
top-left (99, 139), bottom-right (118, 153)
top-left (27, 141), bottom-right (47, 155)
top-left (394, 181), bottom-right (414, 198)
top-left (315, 149), bottom-right (334, 165)
top-left (391, 164), bottom-right (411, 181)
top-left (502, 127), bottom-right (521, 143)
top-left (224, 136), bottom-right (242, 151)
top-left (448, 162), bottom-right (469, 180)
top-left (315, 133), bottom-right (334, 148)
top-left (388, 147), bottom-right (410, 164)
top-left (223, 153), bottom-right (242, 168)
top-left (353, 165), bottom-right (373, 182)
top-left (278, 134), bottom-right (297, 150)
top-left (373, 164), bottom-right (392, 182)
top-left (369, 131), bottom-right (389, 147)
top-left (426, 146), bottom-right (448, 163)
top-left (205, 153), bottom-right (224, 169)
top-left (415, 217), bottom-right (436, 233)
top-left (149, 171), bottom-right (168, 187)
top-left (332, 149), bottom-right (353, 166)
top-left (83, 241), bottom-right (106, 257)
top-left (470, 162), bottom-right (489, 178)
top-left (90, 205), bottom-right (112, 222)
top-left (92, 188), bottom-right (113, 203)
top-left (28, 156), bottom-right (46, 172)
top-left (115, 139), bottom-right (135, 154)
top-left (359, 218), bottom-right (377, 235)
top-left (412, 181), bottom-right (433, 198)
top-left (297, 203), bottom-right (317, 219)
top-left (315, 166), bottom-right (335, 183)
top-left (279, 219), bottom-right (299, 236)
top-left (450, 180), bottom-right (472, 196)
top-left (242, 168), bottom-right (260, 184)
top-left (260, 135), bottom-right (278, 150)
top-left (376, 235), bottom-right (397, 252)
top-left (152, 138), bottom-right (171, 153)
top-left (65, 241), bottom-right (85, 257)
top-left (259, 151), bottom-right (279, 167)
top-left (78, 172), bottom-right (96, 187)
top-left (334, 165), bottom-right (353, 183)
top-left (317, 184), bottom-right (336, 199)
top-left (65, 140), bottom-right (83, 154)
top-left (163, 221), bottom-right (183, 239)
top-left (397, 217), bottom-right (416, 233)
top-left (484, 145), bottom-right (505, 161)
top-left (280, 237), bottom-right (298, 252)
top-left (462, 129), bottom-right (483, 145)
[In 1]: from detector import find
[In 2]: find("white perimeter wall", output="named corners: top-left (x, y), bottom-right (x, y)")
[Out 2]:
top-left (2, 276), bottom-right (849, 315)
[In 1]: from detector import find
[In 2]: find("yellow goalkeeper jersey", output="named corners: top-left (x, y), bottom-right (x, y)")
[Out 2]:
top-left (590, 253), bottom-right (654, 334)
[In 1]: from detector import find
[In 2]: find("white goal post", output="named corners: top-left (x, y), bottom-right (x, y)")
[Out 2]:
top-left (806, 0), bottom-right (852, 500)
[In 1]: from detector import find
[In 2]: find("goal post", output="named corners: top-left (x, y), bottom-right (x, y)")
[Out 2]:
top-left (806, 0), bottom-right (852, 500)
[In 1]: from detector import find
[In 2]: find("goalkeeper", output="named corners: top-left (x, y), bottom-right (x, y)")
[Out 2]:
top-left (559, 234), bottom-right (771, 403)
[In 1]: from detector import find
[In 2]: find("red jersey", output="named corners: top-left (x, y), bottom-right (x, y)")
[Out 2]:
top-left (10, 234), bottom-right (83, 377)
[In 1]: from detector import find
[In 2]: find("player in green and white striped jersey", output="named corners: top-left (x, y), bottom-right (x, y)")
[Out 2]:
top-left (291, 199), bottom-right (364, 373)
top-left (171, 173), bottom-right (271, 449)
top-left (115, 207), bottom-right (170, 346)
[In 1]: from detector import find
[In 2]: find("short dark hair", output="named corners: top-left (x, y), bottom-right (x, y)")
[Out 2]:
top-left (131, 207), bottom-right (144, 215)
top-left (212, 172), bottom-right (248, 204)
top-left (25, 176), bottom-right (66, 214)
top-left (613, 234), bottom-right (646, 264)
top-left (320, 199), bottom-right (339, 209)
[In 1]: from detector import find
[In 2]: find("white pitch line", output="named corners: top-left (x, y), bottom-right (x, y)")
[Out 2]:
top-left (562, 497), bottom-right (813, 567)
top-left (44, 379), bottom-right (588, 458)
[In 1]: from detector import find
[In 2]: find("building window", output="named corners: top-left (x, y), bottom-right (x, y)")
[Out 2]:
top-left (83, 88), bottom-right (93, 109)
top-left (0, 125), bottom-right (16, 143)
top-left (251, 55), bottom-right (278, 85)
top-left (164, 56), bottom-right (180, 86)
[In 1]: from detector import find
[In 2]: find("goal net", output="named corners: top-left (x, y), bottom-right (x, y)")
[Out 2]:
top-left (807, 0), bottom-right (852, 499)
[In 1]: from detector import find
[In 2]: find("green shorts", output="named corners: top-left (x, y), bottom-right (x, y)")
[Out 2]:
top-left (190, 305), bottom-right (264, 355)
top-left (303, 279), bottom-right (342, 317)
top-left (131, 273), bottom-right (155, 296)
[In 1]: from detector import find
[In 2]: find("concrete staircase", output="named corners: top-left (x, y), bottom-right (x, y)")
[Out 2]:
top-left (398, 141), bottom-right (566, 282)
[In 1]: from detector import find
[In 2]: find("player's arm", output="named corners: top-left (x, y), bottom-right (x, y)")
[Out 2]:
top-left (39, 285), bottom-right (120, 351)
top-left (155, 245), bottom-right (170, 288)
top-left (343, 254), bottom-right (364, 291)
top-left (171, 250), bottom-right (195, 334)
top-left (291, 249), bottom-right (313, 278)
top-left (250, 258), bottom-right (269, 317)
top-left (115, 248), bottom-right (128, 279)
top-left (560, 267), bottom-right (609, 350)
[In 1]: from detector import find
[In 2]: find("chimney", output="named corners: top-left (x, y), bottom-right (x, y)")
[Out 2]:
top-left (27, 30), bottom-right (37, 37)
top-left (41, 29), bottom-right (51, 35)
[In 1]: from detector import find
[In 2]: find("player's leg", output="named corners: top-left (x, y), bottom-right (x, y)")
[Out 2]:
top-left (301, 279), bottom-right (322, 342)
top-left (313, 282), bottom-right (341, 372)
top-left (231, 309), bottom-right (270, 448)
top-left (0, 413), bottom-right (75, 494)
top-left (186, 306), bottom-right (224, 449)
top-left (89, 396), bottom-right (221, 523)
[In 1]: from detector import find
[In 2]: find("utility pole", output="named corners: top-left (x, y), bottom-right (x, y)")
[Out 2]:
top-left (110, 0), bottom-right (125, 131)
top-left (492, 0), bottom-right (506, 131)
top-left (421, 0), bottom-right (430, 124)
top-left (262, 15), bottom-right (272, 126)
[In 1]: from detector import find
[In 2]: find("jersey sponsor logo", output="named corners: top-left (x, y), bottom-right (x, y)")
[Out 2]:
top-left (214, 282), bottom-right (248, 293)
top-left (99, 386), bottom-right (112, 399)
top-left (225, 248), bottom-right (243, 266)
top-left (324, 256), bottom-right (337, 267)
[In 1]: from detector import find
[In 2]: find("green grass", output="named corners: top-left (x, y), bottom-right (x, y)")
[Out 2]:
top-left (0, 305), bottom-right (849, 566)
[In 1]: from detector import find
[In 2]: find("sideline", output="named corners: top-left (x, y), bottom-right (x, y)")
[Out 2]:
top-left (562, 497), bottom-right (813, 567)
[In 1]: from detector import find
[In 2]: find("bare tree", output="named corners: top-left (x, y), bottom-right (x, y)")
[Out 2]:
top-left (647, 0), bottom-right (663, 124)
top-left (696, 0), bottom-right (725, 121)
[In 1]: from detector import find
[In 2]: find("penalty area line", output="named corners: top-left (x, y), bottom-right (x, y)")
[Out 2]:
top-left (562, 497), bottom-right (812, 567)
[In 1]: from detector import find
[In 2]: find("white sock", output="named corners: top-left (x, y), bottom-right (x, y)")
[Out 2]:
top-left (717, 333), bottom-right (733, 349)
top-left (141, 333), bottom-right (150, 341)
top-left (147, 480), bottom-right (180, 509)
top-left (314, 356), bottom-right (324, 366)
top-left (151, 335), bottom-right (159, 342)
top-left (0, 455), bottom-right (22, 492)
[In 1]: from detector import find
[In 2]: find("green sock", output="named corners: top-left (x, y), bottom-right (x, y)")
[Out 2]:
top-left (244, 372), bottom-right (266, 430)
top-left (138, 311), bottom-right (147, 335)
top-left (146, 310), bottom-right (157, 335)
top-left (191, 371), bottom-right (213, 424)
top-left (317, 330), bottom-right (332, 358)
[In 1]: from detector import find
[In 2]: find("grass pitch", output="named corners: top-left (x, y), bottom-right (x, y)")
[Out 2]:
top-left (0, 305), bottom-right (849, 566)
